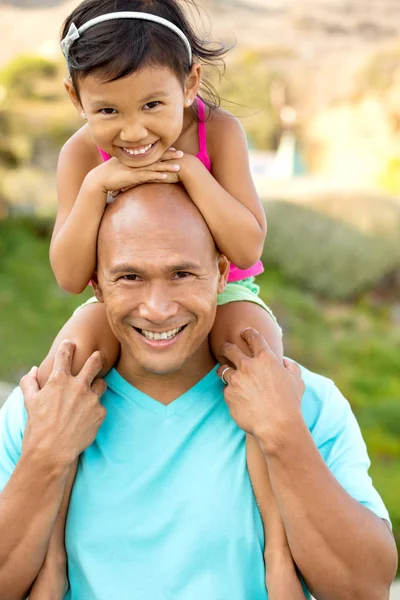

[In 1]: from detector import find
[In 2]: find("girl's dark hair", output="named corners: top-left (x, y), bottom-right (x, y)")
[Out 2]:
top-left (61, 0), bottom-right (229, 112)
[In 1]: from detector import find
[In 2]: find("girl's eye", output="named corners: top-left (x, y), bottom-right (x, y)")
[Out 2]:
top-left (143, 101), bottom-right (161, 110)
top-left (99, 108), bottom-right (118, 115)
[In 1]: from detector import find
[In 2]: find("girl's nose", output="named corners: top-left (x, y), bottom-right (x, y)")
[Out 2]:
top-left (120, 120), bottom-right (148, 142)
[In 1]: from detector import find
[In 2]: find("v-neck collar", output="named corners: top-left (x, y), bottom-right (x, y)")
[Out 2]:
top-left (105, 365), bottom-right (222, 418)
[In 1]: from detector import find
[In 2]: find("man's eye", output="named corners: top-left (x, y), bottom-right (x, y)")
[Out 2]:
top-left (99, 108), bottom-right (118, 115)
top-left (143, 101), bottom-right (161, 110)
top-left (174, 272), bottom-right (192, 279)
top-left (121, 274), bottom-right (141, 281)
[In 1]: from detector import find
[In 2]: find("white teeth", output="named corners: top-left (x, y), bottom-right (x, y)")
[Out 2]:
top-left (124, 143), bottom-right (153, 156)
top-left (140, 327), bottom-right (183, 341)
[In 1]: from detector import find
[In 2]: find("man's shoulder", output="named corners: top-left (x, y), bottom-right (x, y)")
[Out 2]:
top-left (1, 385), bottom-right (25, 415)
top-left (300, 364), bottom-right (335, 404)
top-left (0, 386), bottom-right (26, 492)
top-left (0, 386), bottom-right (27, 434)
top-left (299, 363), bottom-right (350, 435)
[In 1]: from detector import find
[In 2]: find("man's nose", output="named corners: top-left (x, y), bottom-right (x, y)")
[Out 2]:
top-left (120, 118), bottom-right (148, 142)
top-left (138, 284), bottom-right (179, 324)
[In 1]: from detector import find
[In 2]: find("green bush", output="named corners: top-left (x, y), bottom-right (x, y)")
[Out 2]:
top-left (0, 55), bottom-right (59, 100)
top-left (213, 49), bottom-right (281, 149)
top-left (262, 200), bottom-right (400, 299)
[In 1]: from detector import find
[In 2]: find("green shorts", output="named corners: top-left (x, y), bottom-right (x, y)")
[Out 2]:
top-left (217, 278), bottom-right (282, 336)
top-left (76, 278), bottom-right (282, 336)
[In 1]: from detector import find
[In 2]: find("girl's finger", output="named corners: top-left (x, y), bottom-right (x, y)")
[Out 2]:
top-left (149, 162), bottom-right (181, 172)
top-left (159, 149), bottom-right (184, 161)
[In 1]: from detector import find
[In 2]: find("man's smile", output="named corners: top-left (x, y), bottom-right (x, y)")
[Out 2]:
top-left (133, 324), bottom-right (188, 348)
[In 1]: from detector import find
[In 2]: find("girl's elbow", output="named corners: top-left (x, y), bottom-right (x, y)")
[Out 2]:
top-left (233, 251), bottom-right (262, 270)
top-left (50, 258), bottom-right (87, 294)
top-left (235, 241), bottom-right (264, 270)
top-left (54, 271), bottom-right (87, 295)
top-left (58, 277), bottom-right (87, 295)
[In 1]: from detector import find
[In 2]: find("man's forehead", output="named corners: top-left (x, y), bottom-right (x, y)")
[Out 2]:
top-left (97, 184), bottom-right (217, 267)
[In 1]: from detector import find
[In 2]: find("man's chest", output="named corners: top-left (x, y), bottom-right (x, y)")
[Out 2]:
top-left (64, 396), bottom-right (266, 599)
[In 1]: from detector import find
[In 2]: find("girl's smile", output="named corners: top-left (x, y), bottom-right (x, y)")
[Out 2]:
top-left (118, 140), bottom-right (159, 161)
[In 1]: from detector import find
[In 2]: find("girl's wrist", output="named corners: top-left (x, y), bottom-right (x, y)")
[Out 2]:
top-left (80, 170), bottom-right (109, 208)
top-left (178, 152), bottom-right (203, 184)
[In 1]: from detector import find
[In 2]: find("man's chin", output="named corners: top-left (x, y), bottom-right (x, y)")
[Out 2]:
top-left (139, 358), bottom-right (187, 376)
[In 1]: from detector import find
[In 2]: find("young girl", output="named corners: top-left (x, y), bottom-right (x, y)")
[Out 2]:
top-left (31, 0), bottom-right (306, 597)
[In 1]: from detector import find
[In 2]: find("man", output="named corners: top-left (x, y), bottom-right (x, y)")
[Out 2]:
top-left (0, 184), bottom-right (396, 600)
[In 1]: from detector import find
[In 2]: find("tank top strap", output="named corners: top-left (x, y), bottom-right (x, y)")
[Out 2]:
top-left (195, 97), bottom-right (211, 172)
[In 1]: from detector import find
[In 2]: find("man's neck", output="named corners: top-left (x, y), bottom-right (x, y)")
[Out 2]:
top-left (116, 342), bottom-right (216, 405)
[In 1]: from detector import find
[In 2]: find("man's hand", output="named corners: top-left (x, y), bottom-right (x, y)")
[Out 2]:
top-left (20, 340), bottom-right (107, 468)
top-left (217, 328), bottom-right (305, 444)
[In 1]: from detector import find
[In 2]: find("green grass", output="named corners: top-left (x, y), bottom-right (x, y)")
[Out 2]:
top-left (1, 217), bottom-right (399, 571)
top-left (0, 217), bottom-right (91, 382)
top-left (257, 269), bottom-right (400, 568)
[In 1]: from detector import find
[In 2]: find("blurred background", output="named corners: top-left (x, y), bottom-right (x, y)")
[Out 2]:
top-left (0, 0), bottom-right (399, 583)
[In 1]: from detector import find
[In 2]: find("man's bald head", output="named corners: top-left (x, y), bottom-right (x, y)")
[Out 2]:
top-left (98, 183), bottom-right (217, 266)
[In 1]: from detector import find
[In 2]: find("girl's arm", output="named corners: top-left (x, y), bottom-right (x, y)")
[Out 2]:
top-left (51, 130), bottom-right (182, 294)
top-left (50, 129), bottom-right (106, 293)
top-left (177, 112), bottom-right (266, 269)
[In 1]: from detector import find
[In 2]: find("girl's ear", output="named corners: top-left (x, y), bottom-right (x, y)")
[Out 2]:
top-left (184, 63), bottom-right (201, 106)
top-left (63, 78), bottom-right (85, 117)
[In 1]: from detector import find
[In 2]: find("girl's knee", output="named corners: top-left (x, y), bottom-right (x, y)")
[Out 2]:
top-left (212, 301), bottom-right (283, 362)
top-left (37, 304), bottom-right (119, 386)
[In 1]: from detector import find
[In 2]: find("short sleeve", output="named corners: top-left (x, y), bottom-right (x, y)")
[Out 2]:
top-left (0, 387), bottom-right (27, 493)
top-left (310, 382), bottom-right (390, 524)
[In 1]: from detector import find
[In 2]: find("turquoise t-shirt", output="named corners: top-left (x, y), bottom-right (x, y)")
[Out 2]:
top-left (0, 364), bottom-right (390, 600)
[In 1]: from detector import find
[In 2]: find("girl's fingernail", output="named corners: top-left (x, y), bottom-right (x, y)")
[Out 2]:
top-left (160, 173), bottom-right (168, 178)
top-left (169, 147), bottom-right (176, 151)
top-left (176, 150), bottom-right (184, 157)
top-left (172, 164), bottom-right (181, 170)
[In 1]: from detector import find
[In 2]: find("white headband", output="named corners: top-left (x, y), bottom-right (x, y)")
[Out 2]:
top-left (61, 11), bottom-right (192, 64)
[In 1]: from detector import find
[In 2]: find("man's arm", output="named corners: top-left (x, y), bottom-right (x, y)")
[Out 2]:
top-left (219, 328), bottom-right (397, 600)
top-left (261, 413), bottom-right (396, 600)
top-left (0, 443), bottom-right (69, 600)
top-left (0, 342), bottom-right (106, 600)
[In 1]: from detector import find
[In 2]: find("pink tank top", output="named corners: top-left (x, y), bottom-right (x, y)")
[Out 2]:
top-left (98, 97), bottom-right (264, 283)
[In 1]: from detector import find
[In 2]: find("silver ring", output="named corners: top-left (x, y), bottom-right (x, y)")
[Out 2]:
top-left (221, 366), bottom-right (234, 385)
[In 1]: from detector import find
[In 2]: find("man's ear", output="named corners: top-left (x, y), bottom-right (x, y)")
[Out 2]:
top-left (91, 271), bottom-right (104, 303)
top-left (63, 77), bottom-right (85, 117)
top-left (216, 254), bottom-right (230, 294)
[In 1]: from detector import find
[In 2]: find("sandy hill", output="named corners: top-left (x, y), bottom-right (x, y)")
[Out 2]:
top-left (1, 0), bottom-right (400, 112)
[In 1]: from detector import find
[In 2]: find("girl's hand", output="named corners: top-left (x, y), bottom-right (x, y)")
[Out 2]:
top-left (83, 151), bottom-right (183, 197)
top-left (158, 149), bottom-right (198, 185)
